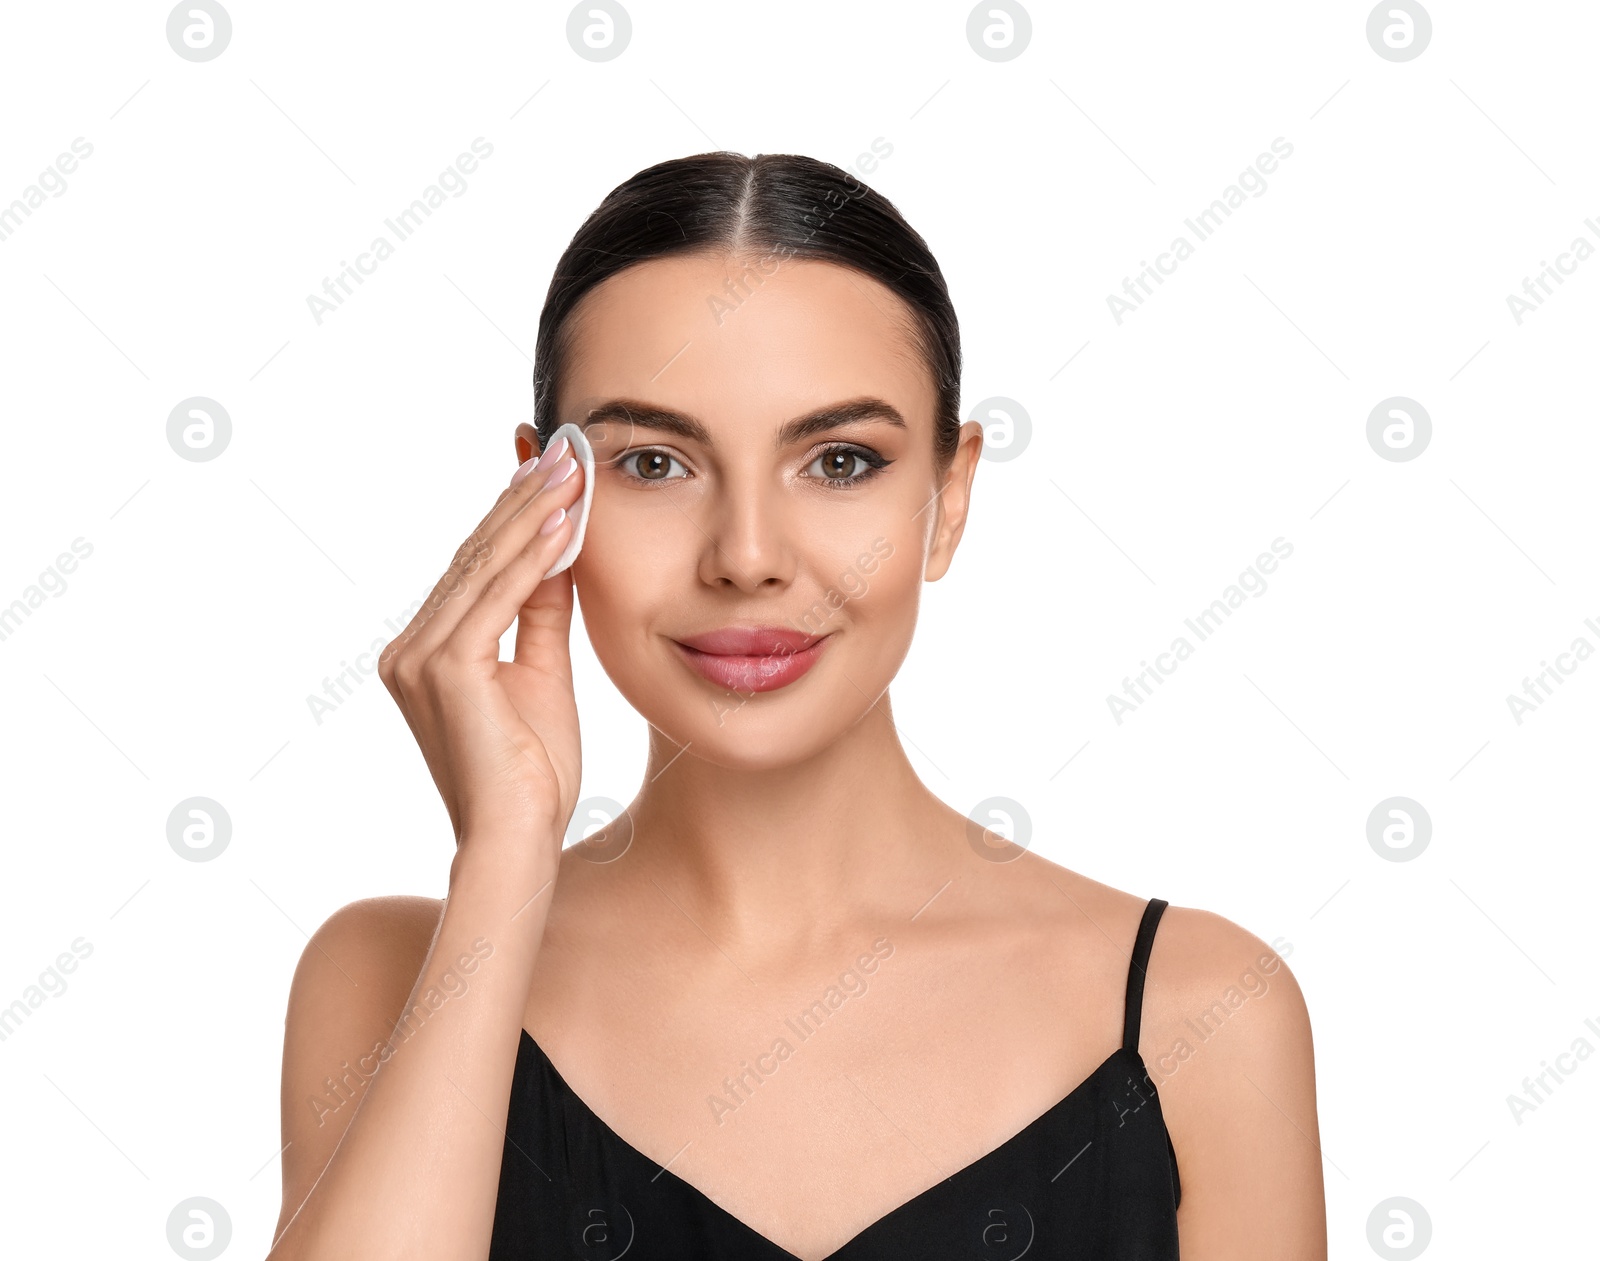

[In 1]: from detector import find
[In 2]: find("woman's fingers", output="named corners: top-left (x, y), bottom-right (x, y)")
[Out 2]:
top-left (441, 485), bottom-right (580, 673)
top-left (511, 551), bottom-right (576, 676)
top-left (383, 453), bottom-right (584, 671)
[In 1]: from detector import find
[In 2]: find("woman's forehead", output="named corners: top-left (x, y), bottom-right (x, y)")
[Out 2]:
top-left (558, 253), bottom-right (934, 433)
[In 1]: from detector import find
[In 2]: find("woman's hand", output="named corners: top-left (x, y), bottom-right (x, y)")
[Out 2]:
top-left (378, 441), bottom-right (587, 859)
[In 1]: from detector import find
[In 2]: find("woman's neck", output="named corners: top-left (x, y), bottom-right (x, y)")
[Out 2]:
top-left (621, 698), bottom-right (958, 952)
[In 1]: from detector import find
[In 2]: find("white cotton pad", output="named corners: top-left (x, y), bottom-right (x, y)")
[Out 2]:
top-left (541, 421), bottom-right (595, 580)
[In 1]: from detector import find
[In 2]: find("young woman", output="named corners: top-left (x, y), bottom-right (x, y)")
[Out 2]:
top-left (267, 153), bottom-right (1326, 1261)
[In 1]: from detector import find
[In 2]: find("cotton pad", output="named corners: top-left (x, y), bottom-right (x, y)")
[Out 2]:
top-left (540, 421), bottom-right (595, 580)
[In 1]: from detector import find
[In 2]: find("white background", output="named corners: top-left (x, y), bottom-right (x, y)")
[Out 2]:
top-left (1, 1), bottom-right (1595, 1257)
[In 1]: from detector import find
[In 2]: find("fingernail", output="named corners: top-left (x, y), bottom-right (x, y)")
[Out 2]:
top-left (535, 434), bottom-right (569, 471)
top-left (509, 434), bottom-right (568, 489)
top-left (547, 455), bottom-right (578, 486)
top-left (539, 506), bottom-right (566, 535)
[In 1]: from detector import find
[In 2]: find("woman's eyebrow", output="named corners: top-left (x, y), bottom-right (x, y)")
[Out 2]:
top-left (579, 397), bottom-right (906, 447)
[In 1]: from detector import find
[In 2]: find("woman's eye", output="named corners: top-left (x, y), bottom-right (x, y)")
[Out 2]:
top-left (804, 444), bottom-right (890, 488)
top-left (617, 449), bottom-right (689, 482)
top-left (612, 444), bottom-right (890, 488)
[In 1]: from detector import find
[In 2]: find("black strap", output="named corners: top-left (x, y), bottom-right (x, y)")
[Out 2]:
top-left (1122, 897), bottom-right (1169, 1055)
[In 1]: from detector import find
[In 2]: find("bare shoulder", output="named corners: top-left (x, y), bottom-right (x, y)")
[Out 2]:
top-left (1140, 899), bottom-right (1327, 1260)
top-left (1140, 900), bottom-right (1311, 1067)
top-left (1013, 856), bottom-right (1312, 1064)
top-left (273, 895), bottom-right (446, 1242)
top-left (1001, 853), bottom-right (1325, 1256)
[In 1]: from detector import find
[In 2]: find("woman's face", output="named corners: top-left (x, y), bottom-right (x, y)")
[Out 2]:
top-left (533, 250), bottom-right (976, 770)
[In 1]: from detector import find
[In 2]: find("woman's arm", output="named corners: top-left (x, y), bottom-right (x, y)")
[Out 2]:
top-left (267, 842), bottom-right (556, 1260)
top-left (266, 439), bottom-right (589, 1258)
top-left (1155, 909), bottom-right (1327, 1260)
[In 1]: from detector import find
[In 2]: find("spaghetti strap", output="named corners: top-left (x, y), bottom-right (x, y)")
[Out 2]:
top-left (1122, 897), bottom-right (1169, 1055)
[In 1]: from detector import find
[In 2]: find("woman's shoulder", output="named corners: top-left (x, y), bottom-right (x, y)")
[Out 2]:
top-left (281, 892), bottom-right (448, 1059)
top-left (304, 892), bottom-right (445, 955)
top-left (1015, 855), bottom-right (1312, 1064)
top-left (1020, 856), bottom-right (1301, 997)
top-left (288, 893), bottom-right (447, 1003)
top-left (1021, 860), bottom-right (1323, 1240)
top-left (275, 895), bottom-right (447, 1237)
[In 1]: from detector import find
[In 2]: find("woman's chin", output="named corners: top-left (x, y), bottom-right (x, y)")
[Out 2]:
top-left (652, 699), bottom-right (852, 773)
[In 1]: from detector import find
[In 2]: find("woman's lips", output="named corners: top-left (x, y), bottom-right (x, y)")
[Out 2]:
top-left (671, 629), bottom-right (830, 693)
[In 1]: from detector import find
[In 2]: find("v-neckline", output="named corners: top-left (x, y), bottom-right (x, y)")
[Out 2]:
top-left (518, 1026), bottom-right (1136, 1261)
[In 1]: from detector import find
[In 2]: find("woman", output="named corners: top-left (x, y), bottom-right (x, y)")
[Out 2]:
top-left (267, 152), bottom-right (1326, 1260)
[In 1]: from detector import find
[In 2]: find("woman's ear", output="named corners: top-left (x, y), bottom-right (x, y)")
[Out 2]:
top-left (514, 422), bottom-right (538, 466)
top-left (923, 419), bottom-right (985, 582)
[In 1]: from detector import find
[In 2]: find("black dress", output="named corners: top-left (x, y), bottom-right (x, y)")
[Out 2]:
top-left (489, 897), bottom-right (1181, 1259)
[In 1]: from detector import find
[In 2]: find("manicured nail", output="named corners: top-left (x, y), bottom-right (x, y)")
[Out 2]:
top-left (546, 455), bottom-right (578, 486)
top-left (534, 434), bottom-right (569, 471)
top-left (539, 506), bottom-right (566, 535)
top-left (509, 434), bottom-right (568, 489)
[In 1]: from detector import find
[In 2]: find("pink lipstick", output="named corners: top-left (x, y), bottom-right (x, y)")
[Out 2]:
top-left (672, 625), bottom-right (830, 693)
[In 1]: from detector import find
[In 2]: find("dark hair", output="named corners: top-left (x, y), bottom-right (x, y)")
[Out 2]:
top-left (531, 151), bottom-right (961, 471)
